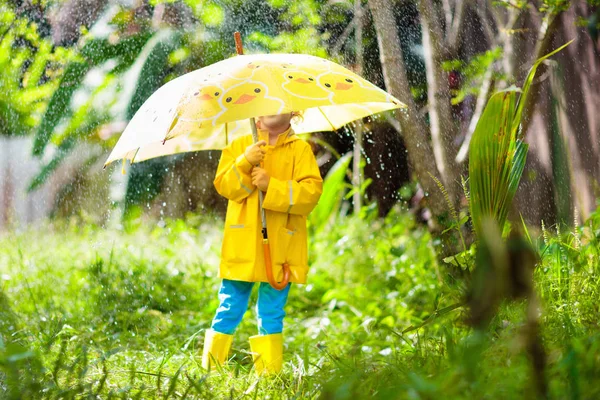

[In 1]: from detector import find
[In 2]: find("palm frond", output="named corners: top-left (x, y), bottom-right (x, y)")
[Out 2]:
top-left (469, 41), bottom-right (572, 237)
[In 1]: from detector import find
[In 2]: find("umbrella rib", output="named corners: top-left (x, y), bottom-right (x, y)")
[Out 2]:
top-left (105, 53), bottom-right (407, 166)
top-left (131, 148), bottom-right (140, 164)
top-left (318, 107), bottom-right (337, 131)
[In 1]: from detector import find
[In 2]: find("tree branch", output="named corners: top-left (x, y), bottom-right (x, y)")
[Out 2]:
top-left (368, 0), bottom-right (450, 227)
top-left (475, 0), bottom-right (497, 44)
top-left (519, 11), bottom-right (562, 136)
top-left (441, 0), bottom-right (453, 29)
top-left (447, 0), bottom-right (469, 53)
top-left (332, 14), bottom-right (359, 56)
top-left (455, 63), bottom-right (495, 163)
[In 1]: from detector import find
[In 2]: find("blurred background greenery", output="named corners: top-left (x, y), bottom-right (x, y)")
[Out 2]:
top-left (1, 0), bottom-right (600, 398)
top-left (1, 0), bottom-right (598, 233)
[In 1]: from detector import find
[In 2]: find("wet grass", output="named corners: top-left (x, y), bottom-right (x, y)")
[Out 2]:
top-left (1, 206), bottom-right (599, 399)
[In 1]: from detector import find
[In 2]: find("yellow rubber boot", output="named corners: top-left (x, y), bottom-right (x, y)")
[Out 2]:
top-left (249, 333), bottom-right (283, 375)
top-left (201, 329), bottom-right (233, 370)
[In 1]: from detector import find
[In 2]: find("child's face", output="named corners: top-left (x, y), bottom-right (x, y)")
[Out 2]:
top-left (258, 113), bottom-right (292, 131)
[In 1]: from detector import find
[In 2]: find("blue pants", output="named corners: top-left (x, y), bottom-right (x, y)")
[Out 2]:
top-left (211, 279), bottom-right (291, 335)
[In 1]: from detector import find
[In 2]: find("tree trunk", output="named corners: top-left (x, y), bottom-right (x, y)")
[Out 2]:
top-left (511, 4), bottom-right (600, 226)
top-left (50, 0), bottom-right (110, 45)
top-left (369, 0), bottom-right (460, 256)
top-left (417, 0), bottom-right (462, 205)
top-left (550, 4), bottom-right (600, 220)
top-left (353, 0), bottom-right (364, 214)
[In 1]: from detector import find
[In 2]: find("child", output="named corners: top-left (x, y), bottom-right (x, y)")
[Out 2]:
top-left (202, 111), bottom-right (323, 375)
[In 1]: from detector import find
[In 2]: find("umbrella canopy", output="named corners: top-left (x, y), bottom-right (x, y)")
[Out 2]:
top-left (104, 53), bottom-right (405, 166)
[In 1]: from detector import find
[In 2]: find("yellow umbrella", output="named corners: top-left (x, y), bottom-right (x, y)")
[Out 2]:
top-left (105, 33), bottom-right (406, 290)
top-left (104, 49), bottom-right (405, 166)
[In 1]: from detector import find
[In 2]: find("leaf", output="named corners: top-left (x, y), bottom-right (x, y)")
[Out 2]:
top-left (29, 108), bottom-right (109, 191)
top-left (32, 62), bottom-right (89, 155)
top-left (121, 29), bottom-right (182, 121)
top-left (310, 152), bottom-right (353, 230)
top-left (28, 137), bottom-right (78, 191)
top-left (512, 40), bottom-right (573, 139)
top-left (468, 41), bottom-right (571, 237)
top-left (23, 40), bottom-right (52, 88)
top-left (469, 90), bottom-right (518, 237)
top-left (32, 33), bottom-right (153, 156)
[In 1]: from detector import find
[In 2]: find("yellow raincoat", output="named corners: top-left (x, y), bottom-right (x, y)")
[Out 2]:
top-left (213, 126), bottom-right (323, 284)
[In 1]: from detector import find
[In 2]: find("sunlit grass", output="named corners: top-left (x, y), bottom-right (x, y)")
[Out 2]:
top-left (1, 205), bottom-right (599, 398)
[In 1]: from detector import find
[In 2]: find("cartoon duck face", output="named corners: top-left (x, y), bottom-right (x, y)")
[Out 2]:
top-left (318, 72), bottom-right (388, 103)
top-left (224, 84), bottom-right (264, 105)
top-left (302, 58), bottom-right (332, 76)
top-left (165, 82), bottom-right (227, 140)
top-left (222, 61), bottom-right (269, 81)
top-left (284, 70), bottom-right (315, 85)
top-left (178, 84), bottom-right (224, 120)
top-left (215, 81), bottom-right (285, 124)
top-left (318, 73), bottom-right (356, 91)
top-left (281, 70), bottom-right (330, 102)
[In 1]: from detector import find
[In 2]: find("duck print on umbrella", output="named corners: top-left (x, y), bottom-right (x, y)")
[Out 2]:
top-left (214, 80), bottom-right (285, 125)
top-left (223, 60), bottom-right (272, 81)
top-left (167, 83), bottom-right (226, 137)
top-left (281, 70), bottom-right (330, 108)
top-left (317, 71), bottom-right (393, 104)
top-left (105, 52), bottom-right (407, 167)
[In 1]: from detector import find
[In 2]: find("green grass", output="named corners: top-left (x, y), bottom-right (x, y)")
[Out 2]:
top-left (1, 205), bottom-right (599, 399)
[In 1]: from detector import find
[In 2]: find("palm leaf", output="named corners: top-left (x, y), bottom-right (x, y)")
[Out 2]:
top-left (512, 40), bottom-right (573, 138)
top-left (126, 29), bottom-right (182, 120)
top-left (32, 33), bottom-right (153, 156)
top-left (28, 28), bottom-right (177, 190)
top-left (469, 41), bottom-right (572, 237)
top-left (310, 152), bottom-right (353, 230)
top-left (115, 28), bottom-right (182, 121)
top-left (32, 61), bottom-right (89, 154)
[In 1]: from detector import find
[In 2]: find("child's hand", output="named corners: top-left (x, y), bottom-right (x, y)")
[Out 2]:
top-left (244, 140), bottom-right (267, 165)
top-left (251, 167), bottom-right (270, 192)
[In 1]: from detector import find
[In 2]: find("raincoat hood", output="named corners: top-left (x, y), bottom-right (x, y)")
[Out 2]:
top-left (257, 125), bottom-right (300, 147)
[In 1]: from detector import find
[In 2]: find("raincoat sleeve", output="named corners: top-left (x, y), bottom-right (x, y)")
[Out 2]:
top-left (262, 143), bottom-right (323, 216)
top-left (213, 141), bottom-right (256, 203)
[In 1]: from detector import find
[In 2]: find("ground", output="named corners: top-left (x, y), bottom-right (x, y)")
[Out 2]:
top-left (1, 206), bottom-right (599, 399)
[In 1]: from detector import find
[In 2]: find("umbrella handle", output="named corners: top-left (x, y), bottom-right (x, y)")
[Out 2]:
top-left (234, 31), bottom-right (289, 290)
top-left (234, 32), bottom-right (244, 55)
top-left (263, 241), bottom-right (291, 290)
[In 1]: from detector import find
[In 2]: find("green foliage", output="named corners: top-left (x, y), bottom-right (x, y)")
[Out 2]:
top-left (122, 29), bottom-right (183, 120)
top-left (0, 8), bottom-right (72, 137)
top-left (28, 13), bottom-right (182, 190)
top-left (31, 29), bottom-right (153, 155)
top-left (199, 2), bottom-right (225, 27)
top-left (309, 151), bottom-right (353, 232)
top-left (248, 28), bottom-right (329, 56)
top-left (1, 204), bottom-right (600, 398)
top-left (468, 41), bottom-right (572, 238)
top-left (443, 47), bottom-right (503, 105)
top-left (429, 172), bottom-right (468, 251)
top-left (468, 89), bottom-right (528, 237)
top-left (22, 0), bottom-right (334, 195)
